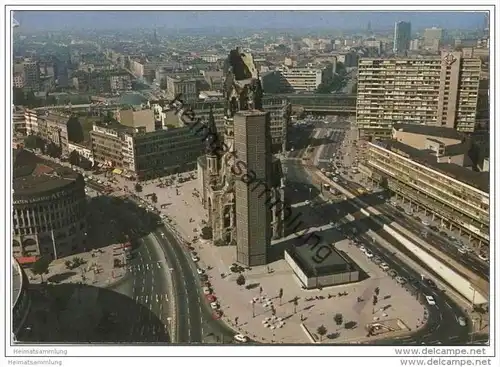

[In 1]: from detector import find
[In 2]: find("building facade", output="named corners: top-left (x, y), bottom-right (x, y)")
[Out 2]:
top-left (12, 150), bottom-right (87, 260)
top-left (360, 134), bottom-right (489, 250)
top-left (393, 21), bottom-right (412, 54)
top-left (277, 65), bottom-right (333, 92)
top-left (356, 52), bottom-right (481, 138)
top-left (166, 76), bottom-right (199, 104)
top-left (36, 112), bottom-right (70, 154)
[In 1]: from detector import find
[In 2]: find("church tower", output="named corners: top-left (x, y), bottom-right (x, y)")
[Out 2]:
top-left (205, 105), bottom-right (219, 177)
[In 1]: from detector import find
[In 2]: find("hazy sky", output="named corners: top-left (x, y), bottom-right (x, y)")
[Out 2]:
top-left (14, 10), bottom-right (487, 32)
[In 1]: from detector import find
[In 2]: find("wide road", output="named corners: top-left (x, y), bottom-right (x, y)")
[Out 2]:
top-left (284, 161), bottom-right (474, 345)
top-left (110, 236), bottom-right (171, 341)
top-left (154, 225), bottom-right (237, 344)
top-left (340, 179), bottom-right (489, 281)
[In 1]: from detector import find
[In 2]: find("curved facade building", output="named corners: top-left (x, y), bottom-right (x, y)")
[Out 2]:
top-left (12, 149), bottom-right (87, 260)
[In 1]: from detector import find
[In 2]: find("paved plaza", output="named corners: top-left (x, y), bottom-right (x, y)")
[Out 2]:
top-left (25, 243), bottom-right (127, 289)
top-left (106, 171), bottom-right (427, 344)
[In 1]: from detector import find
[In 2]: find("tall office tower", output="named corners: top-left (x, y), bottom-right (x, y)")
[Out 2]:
top-left (234, 110), bottom-right (272, 267)
top-left (423, 27), bottom-right (443, 52)
top-left (393, 21), bottom-right (412, 55)
top-left (356, 51), bottom-right (481, 139)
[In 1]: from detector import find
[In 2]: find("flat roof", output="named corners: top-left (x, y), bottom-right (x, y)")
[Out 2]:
top-left (393, 123), bottom-right (463, 141)
top-left (13, 149), bottom-right (81, 198)
top-left (372, 140), bottom-right (489, 193)
top-left (286, 243), bottom-right (353, 277)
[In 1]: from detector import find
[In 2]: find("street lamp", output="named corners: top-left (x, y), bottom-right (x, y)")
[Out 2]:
top-left (250, 299), bottom-right (256, 318)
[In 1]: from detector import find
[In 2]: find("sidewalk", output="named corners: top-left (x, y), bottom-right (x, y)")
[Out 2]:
top-left (26, 244), bottom-right (128, 289)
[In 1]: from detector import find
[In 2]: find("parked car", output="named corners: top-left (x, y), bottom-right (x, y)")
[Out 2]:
top-left (359, 246), bottom-right (366, 253)
top-left (457, 316), bottom-right (467, 326)
top-left (388, 269), bottom-right (398, 278)
top-left (373, 257), bottom-right (382, 265)
top-left (396, 276), bottom-right (407, 285)
top-left (425, 295), bottom-right (436, 306)
top-left (206, 294), bottom-right (217, 302)
top-left (365, 250), bottom-right (374, 258)
top-left (191, 254), bottom-right (200, 262)
top-left (478, 253), bottom-right (489, 262)
top-left (210, 301), bottom-right (219, 309)
top-left (458, 247), bottom-right (467, 255)
top-left (379, 263), bottom-right (390, 271)
top-left (212, 310), bottom-right (223, 320)
top-left (197, 268), bottom-right (205, 275)
top-left (421, 220), bottom-right (430, 226)
top-left (203, 287), bottom-right (211, 295)
top-left (234, 334), bottom-right (249, 343)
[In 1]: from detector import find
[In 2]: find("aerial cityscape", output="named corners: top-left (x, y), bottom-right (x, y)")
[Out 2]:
top-left (9, 9), bottom-right (491, 350)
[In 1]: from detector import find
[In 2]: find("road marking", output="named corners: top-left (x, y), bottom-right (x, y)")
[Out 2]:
top-left (445, 301), bottom-right (452, 309)
top-left (149, 303), bottom-right (153, 310)
top-left (135, 296), bottom-right (139, 301)
top-left (157, 263), bottom-right (161, 269)
top-left (165, 293), bottom-right (169, 301)
top-left (449, 336), bottom-right (459, 340)
top-left (156, 295), bottom-right (159, 302)
top-left (141, 286), bottom-right (145, 292)
top-left (145, 295), bottom-right (149, 303)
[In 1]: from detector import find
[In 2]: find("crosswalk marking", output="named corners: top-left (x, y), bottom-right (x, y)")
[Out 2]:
top-left (134, 294), bottom-right (169, 303)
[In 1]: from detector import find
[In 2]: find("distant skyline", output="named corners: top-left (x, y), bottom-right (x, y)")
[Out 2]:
top-left (14, 10), bottom-right (488, 32)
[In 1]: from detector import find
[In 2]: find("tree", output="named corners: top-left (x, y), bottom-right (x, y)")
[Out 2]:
top-left (200, 226), bottom-right (213, 240)
top-left (135, 183), bottom-right (143, 192)
top-left (32, 256), bottom-right (50, 282)
top-left (151, 193), bottom-right (158, 204)
top-left (278, 288), bottom-right (283, 306)
top-left (24, 135), bottom-right (45, 150)
top-left (46, 142), bottom-right (62, 158)
top-left (271, 305), bottom-right (276, 316)
top-left (236, 274), bottom-right (246, 286)
top-left (64, 260), bottom-right (73, 270)
top-left (68, 150), bottom-right (81, 166)
top-left (293, 297), bottom-right (299, 314)
top-left (373, 295), bottom-right (378, 306)
top-left (334, 313), bottom-right (343, 327)
top-left (374, 287), bottom-right (380, 296)
top-left (79, 156), bottom-right (93, 170)
top-left (316, 325), bottom-right (327, 341)
top-left (67, 115), bottom-right (84, 143)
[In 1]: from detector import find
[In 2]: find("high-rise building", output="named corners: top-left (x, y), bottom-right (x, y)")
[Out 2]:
top-left (234, 110), bottom-right (273, 266)
top-left (423, 27), bottom-right (443, 52)
top-left (393, 21), bottom-right (412, 54)
top-left (356, 52), bottom-right (481, 138)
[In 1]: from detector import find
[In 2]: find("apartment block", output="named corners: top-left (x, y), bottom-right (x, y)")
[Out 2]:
top-left (277, 64), bottom-right (333, 92)
top-left (359, 124), bottom-right (489, 250)
top-left (356, 52), bottom-right (481, 139)
top-left (36, 112), bottom-right (70, 154)
top-left (90, 118), bottom-right (204, 180)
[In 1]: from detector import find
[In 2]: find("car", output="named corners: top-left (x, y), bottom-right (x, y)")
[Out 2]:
top-left (212, 310), bottom-right (223, 320)
top-left (373, 257), bottom-right (382, 265)
top-left (425, 278), bottom-right (437, 289)
top-left (390, 201), bottom-right (397, 207)
top-left (210, 301), bottom-right (219, 309)
top-left (234, 334), bottom-right (249, 343)
top-left (305, 200), bottom-right (310, 205)
top-left (359, 246), bottom-right (366, 253)
top-left (199, 274), bottom-right (208, 281)
top-left (478, 253), bottom-right (489, 262)
top-left (203, 287), bottom-right (211, 295)
top-left (365, 250), bottom-right (374, 258)
top-left (425, 295), bottom-right (436, 306)
top-left (457, 316), bottom-right (467, 326)
top-left (388, 269), bottom-right (398, 278)
top-left (191, 254), bottom-right (200, 262)
top-left (461, 246), bottom-right (472, 252)
top-left (458, 247), bottom-right (467, 255)
top-left (396, 276), bottom-right (407, 285)
top-left (421, 220), bottom-right (430, 226)
top-left (379, 263), bottom-right (390, 271)
top-left (206, 294), bottom-right (217, 302)
top-left (197, 268), bottom-right (205, 275)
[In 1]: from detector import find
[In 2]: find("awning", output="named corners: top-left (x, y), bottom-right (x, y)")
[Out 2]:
top-left (16, 256), bottom-right (39, 265)
top-left (113, 168), bottom-right (123, 175)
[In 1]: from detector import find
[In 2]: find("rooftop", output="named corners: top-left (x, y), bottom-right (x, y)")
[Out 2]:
top-left (392, 123), bottom-right (464, 142)
top-left (286, 244), bottom-right (353, 277)
top-left (372, 140), bottom-right (489, 193)
top-left (13, 149), bottom-right (81, 198)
